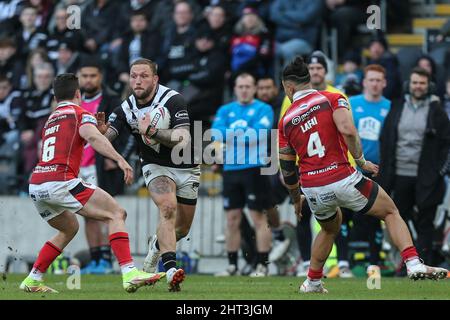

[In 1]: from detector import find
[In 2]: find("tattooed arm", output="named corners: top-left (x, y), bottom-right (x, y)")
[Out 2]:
top-left (151, 126), bottom-right (191, 149)
top-left (104, 127), bottom-right (119, 142)
top-left (96, 111), bottom-right (119, 142)
top-left (279, 145), bottom-right (304, 220)
top-left (138, 111), bottom-right (191, 148)
top-left (279, 145), bottom-right (300, 201)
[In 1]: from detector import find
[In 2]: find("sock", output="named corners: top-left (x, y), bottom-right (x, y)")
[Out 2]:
top-left (29, 268), bottom-right (43, 281)
top-left (109, 232), bottom-right (133, 267)
top-left (32, 241), bottom-right (62, 275)
top-left (272, 228), bottom-right (285, 241)
top-left (302, 260), bottom-right (310, 268)
top-left (227, 251), bottom-right (238, 267)
top-left (99, 245), bottom-right (112, 263)
top-left (401, 246), bottom-right (420, 269)
top-left (257, 252), bottom-right (269, 266)
top-left (120, 262), bottom-right (135, 275)
top-left (161, 252), bottom-right (177, 271)
top-left (338, 260), bottom-right (350, 269)
top-left (89, 246), bottom-right (101, 263)
top-left (307, 267), bottom-right (323, 283)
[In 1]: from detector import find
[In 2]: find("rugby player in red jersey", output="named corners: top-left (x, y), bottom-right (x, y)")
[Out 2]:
top-left (20, 74), bottom-right (164, 293)
top-left (278, 57), bottom-right (448, 293)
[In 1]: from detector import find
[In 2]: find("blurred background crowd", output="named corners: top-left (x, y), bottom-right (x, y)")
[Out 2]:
top-left (1, 0), bottom-right (450, 277)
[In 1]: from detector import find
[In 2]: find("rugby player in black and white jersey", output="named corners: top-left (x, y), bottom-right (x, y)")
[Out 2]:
top-left (96, 58), bottom-right (200, 292)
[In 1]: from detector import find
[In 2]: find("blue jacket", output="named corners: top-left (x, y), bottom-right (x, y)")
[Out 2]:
top-left (269, 0), bottom-right (323, 45)
top-left (212, 99), bottom-right (274, 171)
top-left (350, 94), bottom-right (391, 164)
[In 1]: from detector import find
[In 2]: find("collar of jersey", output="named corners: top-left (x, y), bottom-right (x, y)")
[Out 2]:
top-left (57, 101), bottom-right (80, 108)
top-left (82, 91), bottom-right (103, 103)
top-left (293, 89), bottom-right (317, 102)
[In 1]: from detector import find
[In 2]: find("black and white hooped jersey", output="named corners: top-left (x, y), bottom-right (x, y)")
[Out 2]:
top-left (108, 84), bottom-right (195, 168)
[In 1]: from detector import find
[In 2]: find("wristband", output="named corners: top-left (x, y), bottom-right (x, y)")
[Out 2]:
top-left (145, 125), bottom-right (157, 138)
top-left (355, 154), bottom-right (366, 167)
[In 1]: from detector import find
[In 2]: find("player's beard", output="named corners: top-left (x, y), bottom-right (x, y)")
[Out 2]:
top-left (82, 85), bottom-right (100, 97)
top-left (132, 86), bottom-right (152, 101)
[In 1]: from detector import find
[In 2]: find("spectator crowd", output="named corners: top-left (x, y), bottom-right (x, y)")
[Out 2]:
top-left (1, 0), bottom-right (450, 276)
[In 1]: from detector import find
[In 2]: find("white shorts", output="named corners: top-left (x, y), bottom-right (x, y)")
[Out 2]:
top-left (79, 164), bottom-right (98, 186)
top-left (29, 178), bottom-right (96, 221)
top-left (142, 164), bottom-right (201, 205)
top-left (301, 171), bottom-right (379, 222)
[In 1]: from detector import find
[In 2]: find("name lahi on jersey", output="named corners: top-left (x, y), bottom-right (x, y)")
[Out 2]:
top-left (300, 116), bottom-right (318, 133)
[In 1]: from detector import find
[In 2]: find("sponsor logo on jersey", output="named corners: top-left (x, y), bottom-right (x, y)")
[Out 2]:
top-left (307, 163), bottom-right (338, 176)
top-left (108, 112), bottom-right (117, 122)
top-left (337, 98), bottom-right (349, 109)
top-left (81, 114), bottom-right (97, 125)
top-left (292, 116), bottom-right (301, 125)
top-left (33, 165), bottom-right (58, 173)
top-left (175, 110), bottom-right (189, 120)
top-left (151, 113), bottom-right (162, 127)
top-left (259, 116), bottom-right (271, 128)
top-left (355, 106), bottom-right (364, 113)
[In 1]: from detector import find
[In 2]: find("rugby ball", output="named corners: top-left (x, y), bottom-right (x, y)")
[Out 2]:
top-left (142, 106), bottom-right (171, 146)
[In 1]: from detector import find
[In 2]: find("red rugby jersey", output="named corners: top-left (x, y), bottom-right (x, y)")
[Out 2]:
top-left (278, 90), bottom-right (355, 187)
top-left (30, 102), bottom-right (97, 184)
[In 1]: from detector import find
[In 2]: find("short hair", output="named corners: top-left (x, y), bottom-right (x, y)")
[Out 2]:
top-left (282, 56), bottom-right (310, 84)
top-left (34, 62), bottom-right (55, 77)
top-left (364, 64), bottom-right (386, 77)
top-left (53, 73), bottom-right (79, 101)
top-left (21, 5), bottom-right (37, 15)
top-left (235, 72), bottom-right (256, 85)
top-left (410, 67), bottom-right (431, 82)
top-left (257, 76), bottom-right (276, 85)
top-left (131, 10), bottom-right (147, 19)
top-left (0, 74), bottom-right (11, 84)
top-left (0, 38), bottom-right (16, 49)
top-left (130, 58), bottom-right (158, 75)
top-left (79, 56), bottom-right (103, 72)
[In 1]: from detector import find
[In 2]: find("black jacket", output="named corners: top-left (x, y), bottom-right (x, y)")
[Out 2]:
top-left (117, 29), bottom-right (161, 74)
top-left (379, 95), bottom-right (450, 208)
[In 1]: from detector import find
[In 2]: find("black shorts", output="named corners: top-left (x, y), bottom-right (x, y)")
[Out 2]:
top-left (269, 171), bottom-right (289, 206)
top-left (222, 167), bottom-right (272, 211)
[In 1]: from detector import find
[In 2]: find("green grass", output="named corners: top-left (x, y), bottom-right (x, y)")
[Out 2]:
top-left (0, 274), bottom-right (449, 300)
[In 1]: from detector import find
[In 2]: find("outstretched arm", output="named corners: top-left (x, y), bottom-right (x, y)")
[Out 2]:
top-left (96, 112), bottom-right (119, 142)
top-left (79, 124), bottom-right (133, 185)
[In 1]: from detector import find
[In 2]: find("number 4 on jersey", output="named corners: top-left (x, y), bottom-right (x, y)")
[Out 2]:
top-left (42, 137), bottom-right (56, 162)
top-left (307, 132), bottom-right (325, 158)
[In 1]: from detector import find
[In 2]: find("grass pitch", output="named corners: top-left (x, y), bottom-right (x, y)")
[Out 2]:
top-left (0, 274), bottom-right (449, 300)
